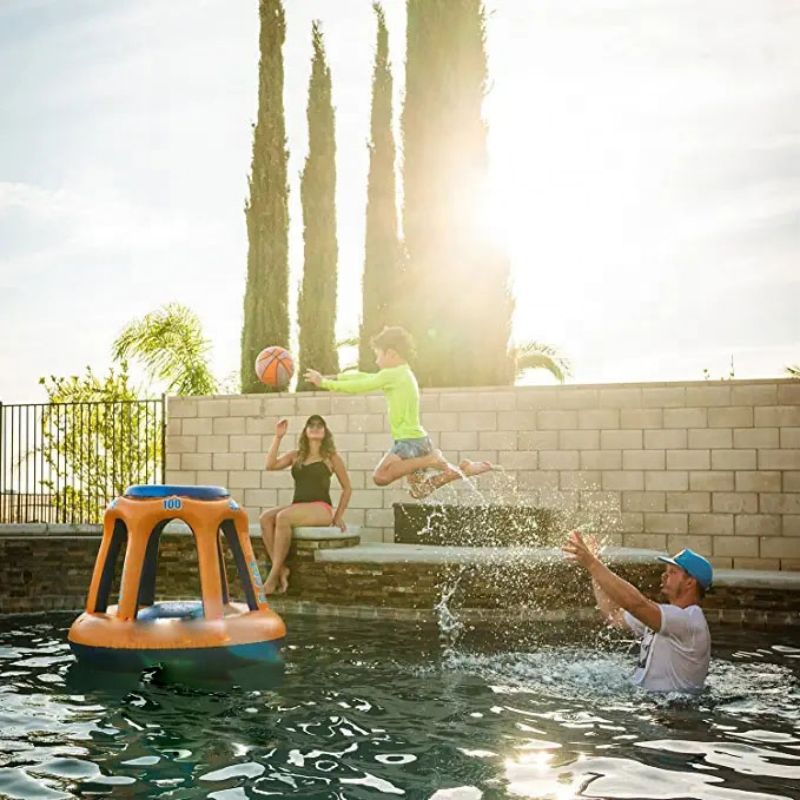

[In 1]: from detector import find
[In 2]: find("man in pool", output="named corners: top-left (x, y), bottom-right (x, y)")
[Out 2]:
top-left (563, 530), bottom-right (712, 693)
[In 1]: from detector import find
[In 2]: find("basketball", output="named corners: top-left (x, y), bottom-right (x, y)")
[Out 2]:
top-left (255, 346), bottom-right (294, 388)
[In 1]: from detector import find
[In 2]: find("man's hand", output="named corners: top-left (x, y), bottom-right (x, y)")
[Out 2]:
top-left (562, 530), bottom-right (601, 570)
top-left (584, 532), bottom-right (602, 558)
top-left (304, 369), bottom-right (323, 387)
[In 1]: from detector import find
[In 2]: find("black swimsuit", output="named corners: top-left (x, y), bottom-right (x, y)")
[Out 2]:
top-left (291, 460), bottom-right (333, 506)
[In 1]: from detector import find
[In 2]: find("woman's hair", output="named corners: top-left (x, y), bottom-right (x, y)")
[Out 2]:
top-left (296, 415), bottom-right (337, 464)
top-left (370, 326), bottom-right (416, 360)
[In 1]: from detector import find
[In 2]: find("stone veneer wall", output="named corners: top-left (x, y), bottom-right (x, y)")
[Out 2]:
top-left (165, 379), bottom-right (800, 570)
top-left (4, 529), bottom-right (800, 626)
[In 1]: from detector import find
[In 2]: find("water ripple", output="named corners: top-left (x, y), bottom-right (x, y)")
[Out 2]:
top-left (0, 612), bottom-right (797, 799)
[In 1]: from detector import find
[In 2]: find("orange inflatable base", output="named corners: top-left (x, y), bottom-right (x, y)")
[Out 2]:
top-left (68, 601), bottom-right (286, 673)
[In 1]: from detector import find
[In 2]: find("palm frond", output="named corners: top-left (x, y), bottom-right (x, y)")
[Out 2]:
top-left (513, 341), bottom-right (572, 384)
top-left (113, 303), bottom-right (218, 396)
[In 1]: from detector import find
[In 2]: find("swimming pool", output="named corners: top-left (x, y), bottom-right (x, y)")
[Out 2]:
top-left (1, 613), bottom-right (798, 799)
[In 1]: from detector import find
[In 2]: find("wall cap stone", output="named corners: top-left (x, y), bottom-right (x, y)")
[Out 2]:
top-left (0, 521), bottom-right (363, 541)
top-left (315, 544), bottom-right (800, 586)
top-left (169, 377), bottom-right (795, 402)
top-left (292, 526), bottom-right (362, 541)
top-left (0, 523), bottom-right (101, 536)
top-left (713, 569), bottom-right (800, 590)
top-left (316, 544), bottom-right (667, 565)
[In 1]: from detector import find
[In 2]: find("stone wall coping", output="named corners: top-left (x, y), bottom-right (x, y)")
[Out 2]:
top-left (712, 569), bottom-right (800, 590)
top-left (0, 522), bottom-right (361, 541)
top-left (162, 521), bottom-right (362, 540)
top-left (291, 526), bottom-right (361, 541)
top-left (0, 523), bottom-right (102, 536)
top-left (316, 543), bottom-right (800, 589)
top-left (189, 377), bottom-right (797, 400)
top-left (316, 543), bottom-right (666, 565)
top-left (415, 377), bottom-right (795, 392)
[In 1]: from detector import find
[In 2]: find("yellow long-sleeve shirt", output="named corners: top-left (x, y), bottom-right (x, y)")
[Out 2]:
top-left (320, 364), bottom-right (427, 441)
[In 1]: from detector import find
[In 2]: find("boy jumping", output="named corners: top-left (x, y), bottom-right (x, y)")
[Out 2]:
top-left (304, 326), bottom-right (492, 498)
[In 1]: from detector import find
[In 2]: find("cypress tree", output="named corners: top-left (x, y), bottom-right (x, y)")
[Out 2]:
top-left (401, 0), bottom-right (513, 387)
top-left (241, 0), bottom-right (290, 393)
top-left (359, 3), bottom-right (401, 371)
top-left (297, 21), bottom-right (339, 391)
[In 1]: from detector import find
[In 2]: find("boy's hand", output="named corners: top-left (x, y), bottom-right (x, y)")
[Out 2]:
top-left (304, 369), bottom-right (323, 387)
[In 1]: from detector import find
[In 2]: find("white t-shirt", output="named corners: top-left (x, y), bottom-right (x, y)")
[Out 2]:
top-left (623, 604), bottom-right (710, 693)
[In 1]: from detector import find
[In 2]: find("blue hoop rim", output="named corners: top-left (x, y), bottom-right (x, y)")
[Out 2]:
top-left (123, 485), bottom-right (230, 500)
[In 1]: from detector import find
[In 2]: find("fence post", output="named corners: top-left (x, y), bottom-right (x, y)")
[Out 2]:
top-left (161, 394), bottom-right (167, 485)
top-left (0, 399), bottom-right (4, 522)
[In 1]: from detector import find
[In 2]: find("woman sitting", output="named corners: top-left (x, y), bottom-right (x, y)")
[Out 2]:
top-left (259, 415), bottom-right (351, 595)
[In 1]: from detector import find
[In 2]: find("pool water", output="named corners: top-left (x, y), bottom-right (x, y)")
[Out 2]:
top-left (0, 613), bottom-right (799, 799)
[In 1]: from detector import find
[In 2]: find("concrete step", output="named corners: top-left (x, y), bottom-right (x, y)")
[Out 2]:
top-left (291, 525), bottom-right (361, 541)
top-left (159, 519), bottom-right (361, 543)
top-left (291, 525), bottom-right (361, 551)
top-left (161, 521), bottom-right (362, 550)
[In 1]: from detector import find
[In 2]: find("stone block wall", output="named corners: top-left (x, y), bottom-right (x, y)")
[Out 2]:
top-left (165, 379), bottom-right (800, 570)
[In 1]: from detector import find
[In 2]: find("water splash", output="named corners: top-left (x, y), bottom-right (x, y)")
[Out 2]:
top-left (434, 568), bottom-right (467, 658)
top-left (441, 645), bottom-right (639, 701)
top-left (414, 467), bottom-right (624, 651)
top-left (412, 466), bottom-right (623, 549)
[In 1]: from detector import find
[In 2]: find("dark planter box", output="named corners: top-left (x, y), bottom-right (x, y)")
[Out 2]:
top-left (393, 503), bottom-right (560, 547)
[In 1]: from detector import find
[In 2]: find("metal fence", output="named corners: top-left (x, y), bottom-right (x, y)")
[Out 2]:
top-left (0, 398), bottom-right (165, 524)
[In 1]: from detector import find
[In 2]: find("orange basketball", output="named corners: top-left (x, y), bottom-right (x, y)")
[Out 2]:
top-left (255, 346), bottom-right (294, 388)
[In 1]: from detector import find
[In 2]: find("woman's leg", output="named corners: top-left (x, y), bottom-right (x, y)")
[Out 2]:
top-left (259, 506), bottom-right (287, 565)
top-left (263, 503), bottom-right (334, 594)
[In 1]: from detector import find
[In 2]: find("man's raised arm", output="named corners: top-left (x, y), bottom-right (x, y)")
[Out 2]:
top-left (563, 531), bottom-right (662, 631)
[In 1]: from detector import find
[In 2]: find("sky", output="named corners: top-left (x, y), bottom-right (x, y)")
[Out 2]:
top-left (0, 0), bottom-right (798, 402)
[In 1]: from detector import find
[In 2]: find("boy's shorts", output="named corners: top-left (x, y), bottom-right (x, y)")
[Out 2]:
top-left (390, 436), bottom-right (433, 460)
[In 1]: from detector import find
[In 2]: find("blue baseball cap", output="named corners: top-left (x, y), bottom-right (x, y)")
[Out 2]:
top-left (658, 549), bottom-right (713, 590)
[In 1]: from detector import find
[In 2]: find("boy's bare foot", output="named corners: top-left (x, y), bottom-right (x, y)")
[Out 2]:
top-left (278, 566), bottom-right (290, 594)
top-left (459, 459), bottom-right (493, 477)
top-left (408, 477), bottom-right (431, 499)
top-left (407, 469), bottom-right (426, 499)
top-left (410, 480), bottom-right (436, 500)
